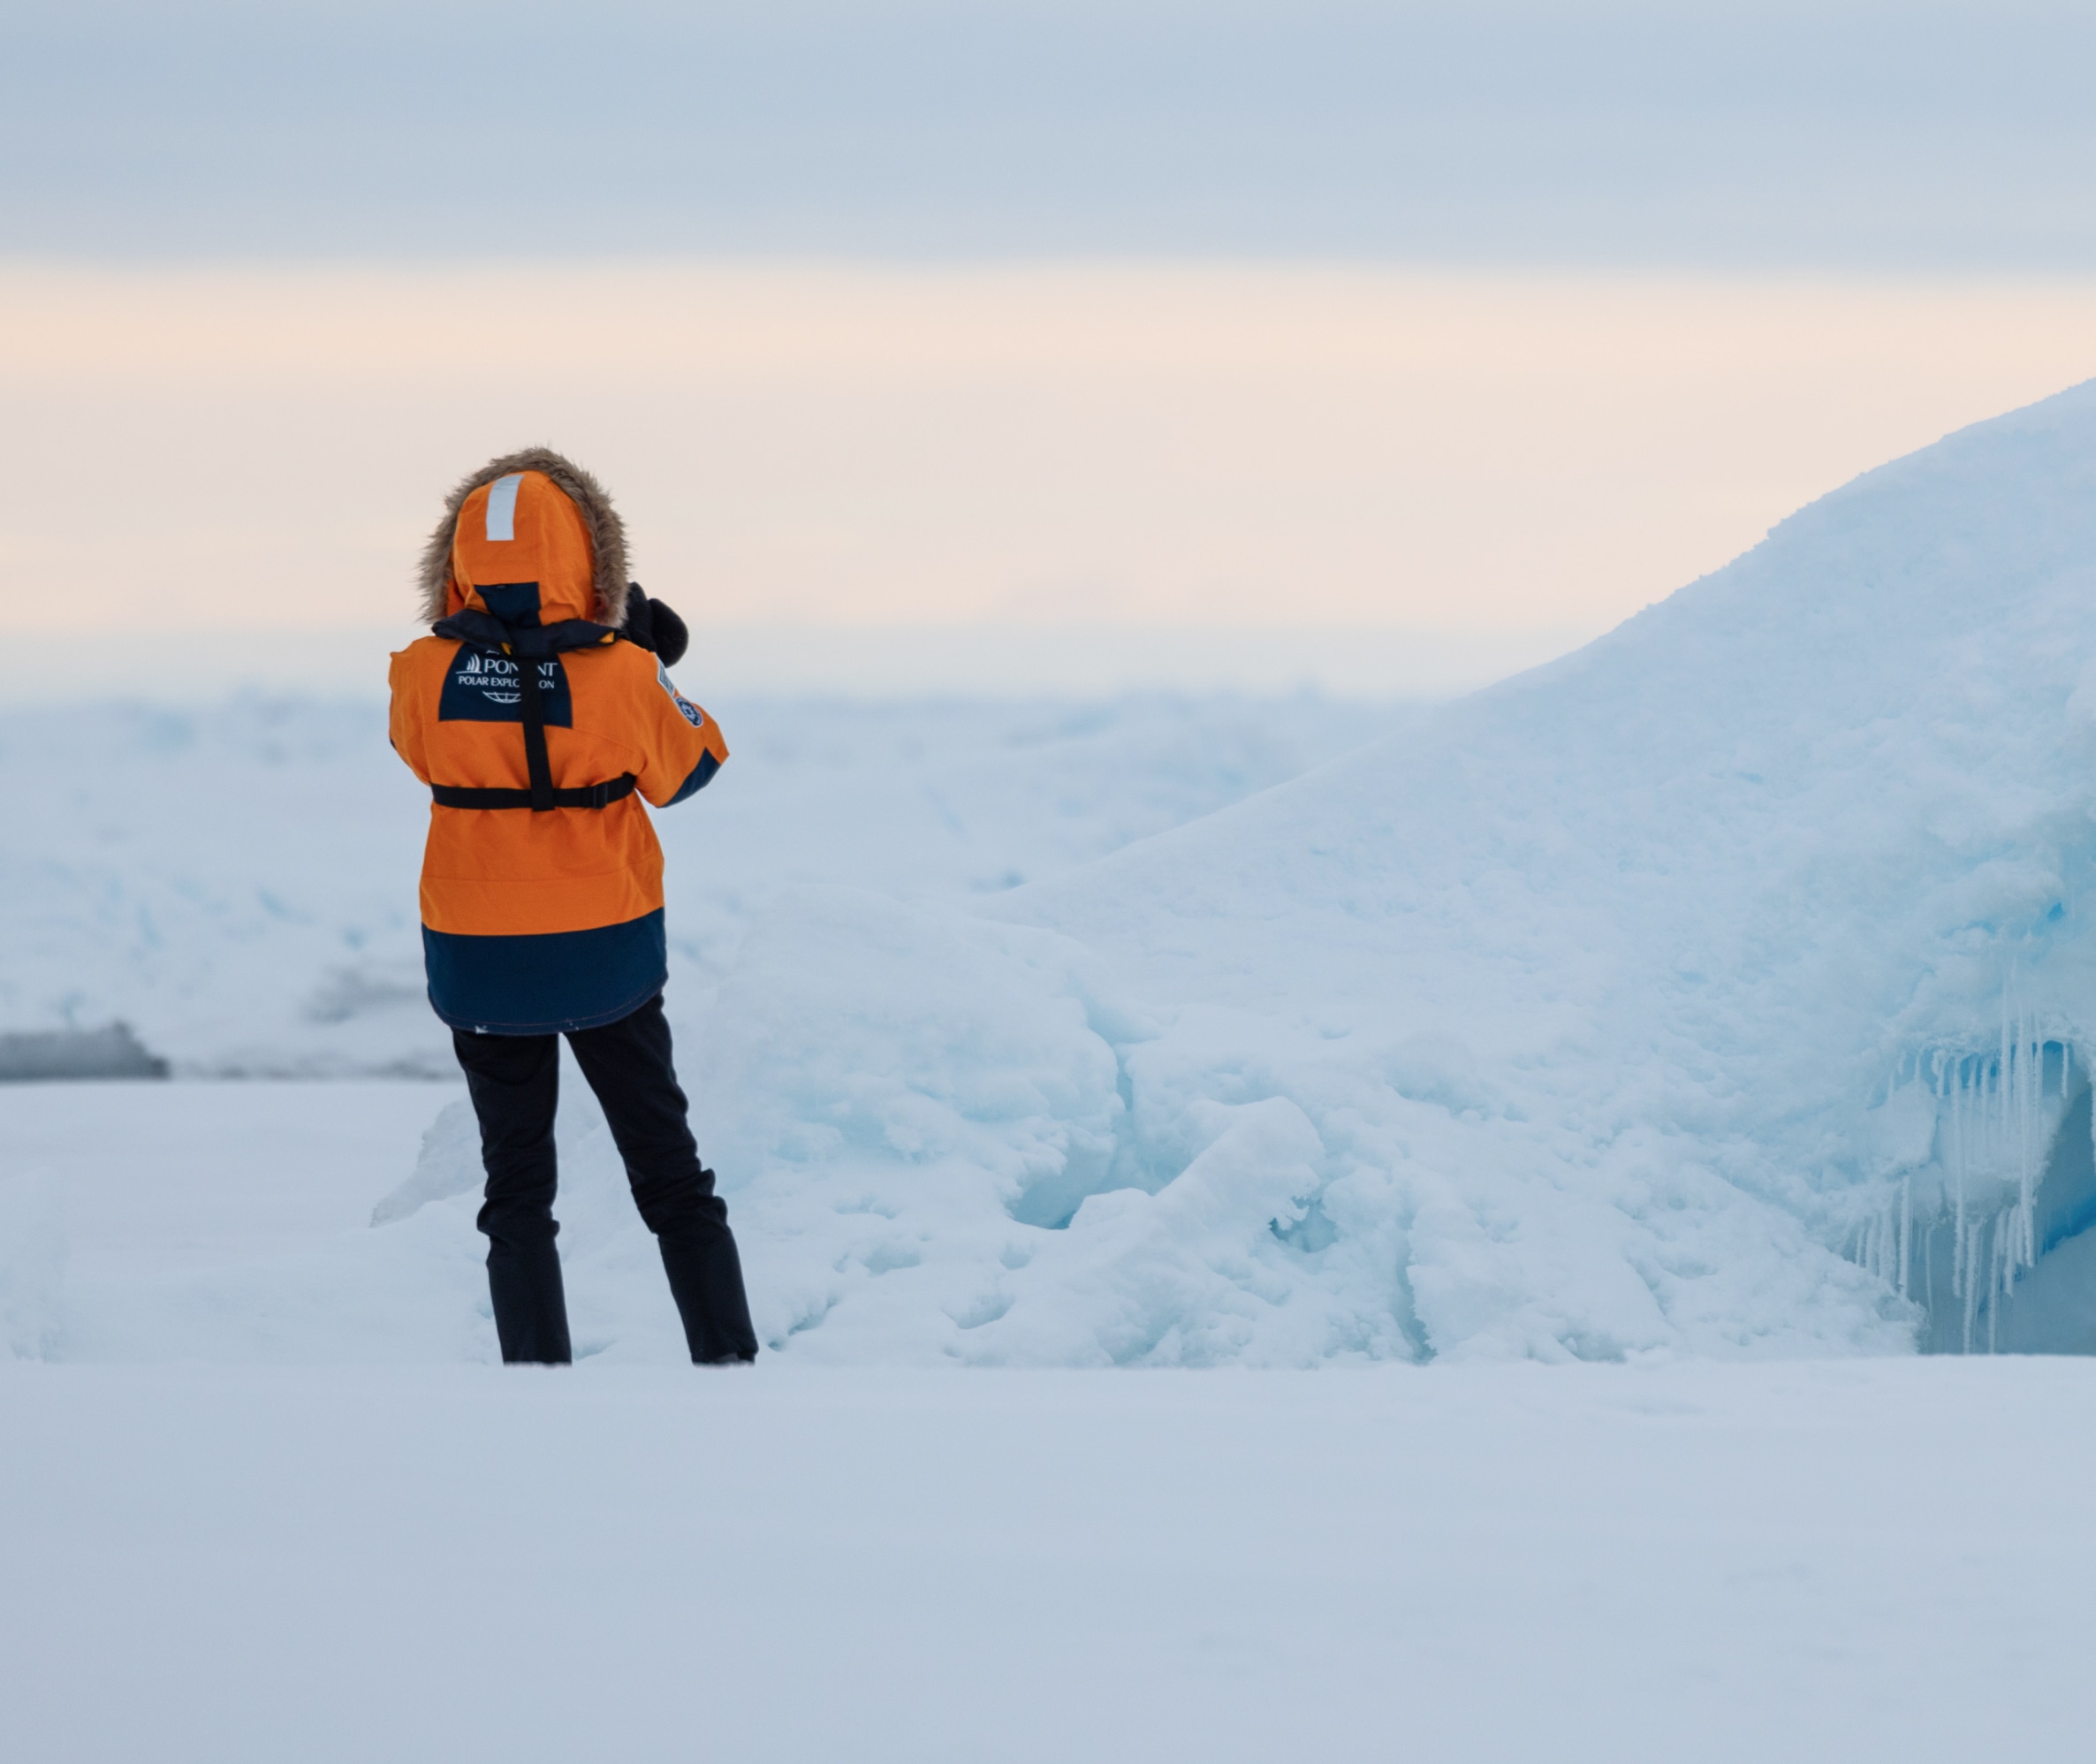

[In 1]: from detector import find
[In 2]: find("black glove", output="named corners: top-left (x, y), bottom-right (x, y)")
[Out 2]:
top-left (621, 586), bottom-right (689, 667)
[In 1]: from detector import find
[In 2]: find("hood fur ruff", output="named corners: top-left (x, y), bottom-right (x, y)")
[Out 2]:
top-left (417, 447), bottom-right (632, 628)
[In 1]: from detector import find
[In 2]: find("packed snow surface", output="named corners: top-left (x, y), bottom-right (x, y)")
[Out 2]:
top-left (7, 1357), bottom-right (2096, 1764)
top-left (11, 381), bottom-right (2096, 1365)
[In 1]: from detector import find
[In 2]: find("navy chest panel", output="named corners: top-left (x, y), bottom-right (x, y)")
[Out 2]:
top-left (437, 643), bottom-right (574, 726)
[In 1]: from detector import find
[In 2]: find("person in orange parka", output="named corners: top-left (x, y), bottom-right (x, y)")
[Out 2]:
top-left (389, 447), bottom-right (757, 1365)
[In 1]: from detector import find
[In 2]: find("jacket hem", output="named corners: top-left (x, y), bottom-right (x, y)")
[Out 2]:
top-left (430, 970), bottom-right (667, 1038)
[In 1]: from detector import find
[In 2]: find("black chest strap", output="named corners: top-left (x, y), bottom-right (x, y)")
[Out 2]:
top-left (431, 773), bottom-right (637, 811)
top-left (513, 618), bottom-right (558, 810)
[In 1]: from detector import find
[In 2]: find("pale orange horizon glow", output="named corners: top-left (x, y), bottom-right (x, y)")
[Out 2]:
top-left (3, 260), bottom-right (2093, 656)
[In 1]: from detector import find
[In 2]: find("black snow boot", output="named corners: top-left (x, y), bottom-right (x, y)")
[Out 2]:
top-left (487, 1237), bottom-right (574, 1365)
top-left (659, 1231), bottom-right (759, 1364)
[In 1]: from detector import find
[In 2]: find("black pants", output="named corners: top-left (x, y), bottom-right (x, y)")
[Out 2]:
top-left (452, 992), bottom-right (758, 1365)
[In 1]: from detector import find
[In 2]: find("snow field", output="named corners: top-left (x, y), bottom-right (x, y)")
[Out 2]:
top-left (0, 1080), bottom-right (472, 1364)
top-left (4, 1356), bottom-right (2093, 1764)
top-left (11, 346), bottom-right (2096, 1764)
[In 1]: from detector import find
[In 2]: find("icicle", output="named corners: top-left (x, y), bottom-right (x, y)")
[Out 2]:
top-left (1899, 1174), bottom-right (1912, 1299)
top-left (1947, 1053), bottom-right (1966, 1304)
top-left (1962, 1190), bottom-right (1981, 1355)
top-left (1988, 1213), bottom-right (2001, 1355)
top-left (2001, 991), bottom-right (2012, 1157)
top-left (2012, 1023), bottom-right (2029, 1258)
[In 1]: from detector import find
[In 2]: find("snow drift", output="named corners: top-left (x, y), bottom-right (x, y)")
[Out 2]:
top-left (999, 376), bottom-right (2096, 1360)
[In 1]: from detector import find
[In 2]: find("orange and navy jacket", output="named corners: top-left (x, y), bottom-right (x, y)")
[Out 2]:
top-left (388, 457), bottom-right (725, 1035)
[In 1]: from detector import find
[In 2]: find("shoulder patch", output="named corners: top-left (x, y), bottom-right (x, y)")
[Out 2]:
top-left (656, 658), bottom-right (704, 729)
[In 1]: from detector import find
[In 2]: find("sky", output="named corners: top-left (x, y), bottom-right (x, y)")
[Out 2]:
top-left (4, 1), bottom-right (2094, 696)
top-left (11, 1), bottom-right (2096, 268)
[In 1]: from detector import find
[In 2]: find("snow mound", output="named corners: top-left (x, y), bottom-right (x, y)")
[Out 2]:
top-left (593, 376), bottom-right (2096, 1365)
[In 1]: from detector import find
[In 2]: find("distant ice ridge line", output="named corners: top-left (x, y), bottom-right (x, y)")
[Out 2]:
top-left (0, 690), bottom-right (1411, 1083)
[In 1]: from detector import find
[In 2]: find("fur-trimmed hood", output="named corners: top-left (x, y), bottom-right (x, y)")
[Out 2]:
top-left (417, 447), bottom-right (631, 628)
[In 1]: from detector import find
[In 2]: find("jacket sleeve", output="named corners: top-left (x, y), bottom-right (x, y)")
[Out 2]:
top-left (387, 647), bottom-right (432, 784)
top-left (629, 649), bottom-right (729, 808)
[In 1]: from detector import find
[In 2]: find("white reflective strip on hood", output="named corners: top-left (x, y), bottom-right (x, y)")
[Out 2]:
top-left (484, 474), bottom-right (523, 542)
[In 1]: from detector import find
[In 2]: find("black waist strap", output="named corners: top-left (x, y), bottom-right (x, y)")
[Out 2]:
top-left (431, 773), bottom-right (638, 811)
